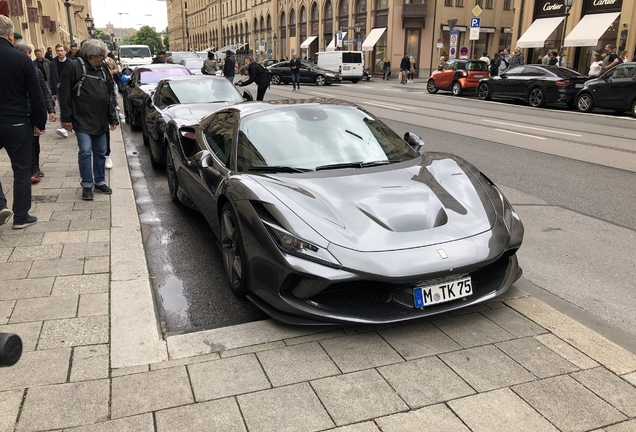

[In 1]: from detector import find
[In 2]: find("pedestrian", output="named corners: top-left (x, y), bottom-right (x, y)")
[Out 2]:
top-left (588, 53), bottom-right (603, 77)
top-left (558, 52), bottom-right (566, 67)
top-left (408, 55), bottom-right (416, 83)
top-left (58, 39), bottom-right (118, 201)
top-left (548, 51), bottom-right (558, 66)
top-left (51, 43), bottom-right (72, 138)
top-left (490, 53), bottom-right (500, 76)
top-left (237, 60), bottom-right (270, 101)
top-left (165, 56), bottom-right (174, 64)
top-left (619, 50), bottom-right (629, 63)
top-left (509, 47), bottom-right (524, 69)
top-left (536, 52), bottom-right (543, 64)
top-left (15, 41), bottom-right (56, 183)
top-left (202, 51), bottom-right (219, 75)
top-left (542, 49), bottom-right (552, 65)
top-left (68, 42), bottom-right (78, 60)
top-left (33, 48), bottom-right (53, 92)
top-left (603, 44), bottom-right (620, 71)
top-left (479, 52), bottom-right (490, 64)
top-left (152, 51), bottom-right (166, 64)
top-left (399, 53), bottom-right (410, 85)
top-left (44, 46), bottom-right (53, 61)
top-left (498, 49), bottom-right (510, 75)
top-left (438, 56), bottom-right (446, 70)
top-left (382, 57), bottom-right (390, 80)
top-left (223, 50), bottom-right (235, 83)
top-left (0, 15), bottom-right (47, 229)
top-left (105, 51), bottom-right (120, 170)
top-left (289, 52), bottom-right (301, 90)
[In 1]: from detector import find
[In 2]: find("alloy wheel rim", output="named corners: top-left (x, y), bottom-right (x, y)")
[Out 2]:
top-left (578, 95), bottom-right (591, 111)
top-left (453, 83), bottom-right (461, 95)
top-left (221, 210), bottom-right (242, 288)
top-left (427, 81), bottom-right (436, 92)
top-left (272, 75), bottom-right (280, 84)
top-left (530, 89), bottom-right (542, 106)
top-left (478, 85), bottom-right (488, 99)
top-left (166, 148), bottom-right (177, 198)
top-left (316, 76), bottom-right (325, 85)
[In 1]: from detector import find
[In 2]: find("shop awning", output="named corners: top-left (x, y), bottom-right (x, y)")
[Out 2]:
top-left (326, 31), bottom-right (350, 51)
top-left (516, 16), bottom-right (564, 48)
top-left (564, 12), bottom-right (620, 47)
top-left (300, 36), bottom-right (318, 49)
top-left (362, 27), bottom-right (386, 51)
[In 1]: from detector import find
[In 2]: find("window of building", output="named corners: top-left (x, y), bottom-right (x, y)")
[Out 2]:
top-left (290, 9), bottom-right (296, 37)
top-left (475, 0), bottom-right (482, 7)
top-left (444, 0), bottom-right (453, 5)
top-left (456, 0), bottom-right (463, 6)
top-left (485, 0), bottom-right (492, 8)
top-left (503, 0), bottom-right (511, 10)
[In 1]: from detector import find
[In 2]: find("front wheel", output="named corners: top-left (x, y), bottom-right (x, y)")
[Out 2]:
top-left (166, 145), bottom-right (181, 205)
top-left (426, 79), bottom-right (438, 94)
top-left (477, 83), bottom-right (491, 100)
top-left (452, 81), bottom-right (463, 96)
top-left (632, 100), bottom-right (636, 118)
top-left (576, 93), bottom-right (594, 113)
top-left (351, 79), bottom-right (359, 84)
top-left (270, 74), bottom-right (281, 85)
top-left (220, 203), bottom-right (249, 296)
top-left (528, 87), bottom-right (546, 108)
top-left (315, 75), bottom-right (326, 86)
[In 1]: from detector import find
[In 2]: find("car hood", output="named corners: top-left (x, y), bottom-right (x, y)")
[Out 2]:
top-left (253, 155), bottom-right (495, 252)
top-left (165, 102), bottom-right (236, 120)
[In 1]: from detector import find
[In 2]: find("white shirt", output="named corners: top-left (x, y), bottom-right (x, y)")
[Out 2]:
top-left (588, 61), bottom-right (603, 77)
top-left (479, 56), bottom-right (490, 64)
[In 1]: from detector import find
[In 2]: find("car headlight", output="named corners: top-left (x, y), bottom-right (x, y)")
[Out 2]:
top-left (325, 73), bottom-right (335, 77)
top-left (262, 221), bottom-right (341, 269)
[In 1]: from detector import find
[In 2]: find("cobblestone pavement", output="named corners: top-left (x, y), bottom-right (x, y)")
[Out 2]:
top-left (1, 119), bottom-right (636, 432)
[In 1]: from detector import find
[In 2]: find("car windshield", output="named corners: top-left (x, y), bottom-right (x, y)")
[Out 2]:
top-left (467, 62), bottom-right (488, 71)
top-left (120, 47), bottom-right (151, 58)
top-left (139, 68), bottom-right (191, 84)
top-left (184, 58), bottom-right (205, 70)
top-left (238, 105), bottom-right (418, 171)
top-left (163, 79), bottom-right (243, 104)
top-left (170, 52), bottom-right (199, 64)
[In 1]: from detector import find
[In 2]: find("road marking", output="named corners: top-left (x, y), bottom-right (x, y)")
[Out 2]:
top-left (495, 128), bottom-right (547, 140)
top-left (484, 119), bottom-right (582, 137)
top-left (362, 101), bottom-right (405, 111)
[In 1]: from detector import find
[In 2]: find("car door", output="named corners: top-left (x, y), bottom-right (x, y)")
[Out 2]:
top-left (519, 66), bottom-right (549, 99)
top-left (594, 65), bottom-right (636, 109)
top-left (278, 62), bottom-right (292, 82)
top-left (436, 61), bottom-right (456, 89)
top-left (299, 64), bottom-right (313, 83)
top-left (492, 67), bottom-right (527, 99)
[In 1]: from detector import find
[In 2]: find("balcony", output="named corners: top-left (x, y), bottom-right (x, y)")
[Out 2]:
top-left (402, 2), bottom-right (427, 28)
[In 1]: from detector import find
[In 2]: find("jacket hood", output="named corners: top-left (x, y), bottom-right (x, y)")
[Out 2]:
top-left (253, 154), bottom-right (495, 252)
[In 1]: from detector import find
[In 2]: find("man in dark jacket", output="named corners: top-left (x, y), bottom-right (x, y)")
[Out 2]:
top-left (289, 52), bottom-right (301, 91)
top-left (68, 42), bottom-right (78, 60)
top-left (223, 50), bottom-right (236, 83)
top-left (51, 43), bottom-right (71, 138)
top-left (0, 16), bottom-right (47, 229)
top-left (237, 60), bottom-right (269, 101)
top-left (44, 46), bottom-right (53, 60)
top-left (399, 53), bottom-right (410, 85)
top-left (59, 39), bottom-right (118, 201)
top-left (33, 48), bottom-right (53, 91)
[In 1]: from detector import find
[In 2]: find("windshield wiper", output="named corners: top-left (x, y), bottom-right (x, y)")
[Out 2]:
top-left (315, 160), bottom-right (392, 171)
top-left (248, 166), bottom-right (311, 173)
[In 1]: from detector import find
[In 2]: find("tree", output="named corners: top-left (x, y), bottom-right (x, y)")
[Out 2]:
top-left (133, 25), bottom-right (164, 53)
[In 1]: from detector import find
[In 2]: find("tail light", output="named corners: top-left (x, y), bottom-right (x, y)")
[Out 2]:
top-left (459, 70), bottom-right (468, 77)
top-left (555, 81), bottom-right (571, 87)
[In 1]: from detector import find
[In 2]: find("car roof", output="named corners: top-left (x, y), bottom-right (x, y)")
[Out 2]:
top-left (136, 64), bottom-right (189, 71)
top-left (223, 98), bottom-right (359, 117)
top-left (159, 75), bottom-right (228, 83)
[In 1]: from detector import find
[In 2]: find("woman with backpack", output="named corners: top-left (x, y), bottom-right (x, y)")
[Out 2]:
top-left (202, 51), bottom-right (219, 75)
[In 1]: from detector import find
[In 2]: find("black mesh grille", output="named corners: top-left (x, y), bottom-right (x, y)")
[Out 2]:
top-left (471, 254), bottom-right (510, 284)
top-left (307, 281), bottom-right (393, 308)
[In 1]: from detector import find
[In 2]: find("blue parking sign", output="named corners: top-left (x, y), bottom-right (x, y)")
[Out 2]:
top-left (470, 17), bottom-right (481, 28)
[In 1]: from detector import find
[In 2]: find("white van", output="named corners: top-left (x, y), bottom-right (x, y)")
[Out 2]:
top-left (313, 51), bottom-right (364, 82)
top-left (118, 45), bottom-right (153, 69)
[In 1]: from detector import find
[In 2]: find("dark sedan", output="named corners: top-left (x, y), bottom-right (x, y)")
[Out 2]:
top-left (165, 99), bottom-right (523, 325)
top-left (268, 61), bottom-right (341, 86)
top-left (477, 65), bottom-right (587, 108)
top-left (142, 75), bottom-right (251, 168)
top-left (575, 62), bottom-right (636, 117)
top-left (123, 64), bottom-right (192, 130)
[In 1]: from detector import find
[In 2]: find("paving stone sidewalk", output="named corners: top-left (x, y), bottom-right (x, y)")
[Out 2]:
top-left (2, 119), bottom-right (636, 432)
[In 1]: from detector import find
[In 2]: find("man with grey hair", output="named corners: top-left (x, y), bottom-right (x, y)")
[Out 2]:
top-left (59, 39), bottom-right (118, 201)
top-left (0, 16), bottom-right (47, 228)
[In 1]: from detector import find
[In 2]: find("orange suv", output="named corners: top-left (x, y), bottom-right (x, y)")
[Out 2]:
top-left (427, 60), bottom-right (489, 96)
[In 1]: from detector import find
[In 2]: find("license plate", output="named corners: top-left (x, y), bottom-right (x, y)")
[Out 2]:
top-left (413, 276), bottom-right (472, 308)
top-left (473, 74), bottom-right (484, 78)
top-left (343, 66), bottom-right (351, 70)
top-left (575, 83), bottom-right (583, 88)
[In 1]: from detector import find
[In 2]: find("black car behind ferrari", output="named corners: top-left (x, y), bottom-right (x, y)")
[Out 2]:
top-left (165, 99), bottom-right (523, 325)
top-left (268, 61), bottom-right (341, 86)
top-left (575, 62), bottom-right (636, 117)
top-left (477, 65), bottom-right (588, 108)
top-left (123, 64), bottom-right (192, 130)
top-left (142, 75), bottom-right (251, 168)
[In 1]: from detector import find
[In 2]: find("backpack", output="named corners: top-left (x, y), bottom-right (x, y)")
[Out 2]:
top-left (73, 57), bottom-right (107, 97)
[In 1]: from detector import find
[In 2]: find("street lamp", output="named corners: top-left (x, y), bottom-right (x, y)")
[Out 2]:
top-left (63, 1), bottom-right (74, 44)
top-left (84, 14), bottom-right (95, 39)
top-left (560, 0), bottom-right (574, 56)
top-left (354, 21), bottom-right (361, 51)
top-left (273, 33), bottom-right (277, 60)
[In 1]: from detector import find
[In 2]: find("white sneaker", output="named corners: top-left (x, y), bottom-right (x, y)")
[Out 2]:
top-left (105, 156), bottom-right (113, 169)
top-left (56, 128), bottom-right (68, 138)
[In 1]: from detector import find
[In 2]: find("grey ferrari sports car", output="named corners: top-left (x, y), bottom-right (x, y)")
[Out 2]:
top-left (165, 98), bottom-right (523, 325)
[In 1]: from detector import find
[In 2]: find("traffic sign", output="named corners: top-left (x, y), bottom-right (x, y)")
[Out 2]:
top-left (450, 34), bottom-right (458, 45)
top-left (436, 37), bottom-right (444, 49)
top-left (343, 39), bottom-right (356, 45)
top-left (449, 47), bottom-right (457, 58)
top-left (449, 29), bottom-right (459, 59)
top-left (470, 18), bottom-right (481, 28)
top-left (472, 5), bottom-right (482, 16)
top-left (470, 17), bottom-right (481, 41)
top-left (460, 46), bottom-right (468, 57)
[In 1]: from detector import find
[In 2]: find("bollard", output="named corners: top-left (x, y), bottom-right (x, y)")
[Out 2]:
top-left (0, 333), bottom-right (22, 367)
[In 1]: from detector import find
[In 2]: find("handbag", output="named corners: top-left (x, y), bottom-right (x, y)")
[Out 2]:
top-left (398, 71), bottom-right (403, 81)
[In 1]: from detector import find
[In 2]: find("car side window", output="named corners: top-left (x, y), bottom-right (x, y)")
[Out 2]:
top-left (159, 84), bottom-right (179, 108)
top-left (204, 111), bottom-right (238, 167)
top-left (504, 67), bottom-right (524, 76)
top-left (522, 67), bottom-right (545, 77)
top-left (442, 61), bottom-right (452, 71)
top-left (607, 66), bottom-right (630, 79)
top-left (281, 62), bottom-right (290, 68)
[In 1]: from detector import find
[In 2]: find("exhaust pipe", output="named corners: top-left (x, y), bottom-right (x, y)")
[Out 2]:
top-left (0, 333), bottom-right (22, 367)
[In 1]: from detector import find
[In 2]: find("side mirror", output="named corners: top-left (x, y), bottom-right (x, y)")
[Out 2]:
top-left (404, 132), bottom-right (425, 153)
top-left (243, 90), bottom-right (253, 101)
top-left (194, 150), bottom-right (212, 169)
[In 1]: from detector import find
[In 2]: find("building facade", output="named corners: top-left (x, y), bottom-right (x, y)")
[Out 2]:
top-left (165, 0), bottom-right (516, 76)
top-left (2, 0), bottom-right (93, 50)
top-left (99, 22), bottom-right (137, 46)
top-left (513, 0), bottom-right (636, 75)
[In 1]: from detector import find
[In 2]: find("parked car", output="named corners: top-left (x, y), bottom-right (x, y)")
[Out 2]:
top-left (477, 65), bottom-right (588, 108)
top-left (165, 99), bottom-right (523, 325)
top-left (122, 64), bottom-right (192, 130)
top-left (427, 60), bottom-right (489, 96)
top-left (142, 75), bottom-right (251, 168)
top-left (179, 58), bottom-right (205, 75)
top-left (575, 62), bottom-right (636, 117)
top-left (267, 61), bottom-right (341, 86)
top-left (262, 59), bottom-right (278, 68)
top-left (167, 51), bottom-right (200, 64)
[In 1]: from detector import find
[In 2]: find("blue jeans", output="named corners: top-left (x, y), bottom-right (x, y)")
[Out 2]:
top-left (291, 72), bottom-right (300, 89)
top-left (226, 76), bottom-right (234, 83)
top-left (76, 132), bottom-right (107, 188)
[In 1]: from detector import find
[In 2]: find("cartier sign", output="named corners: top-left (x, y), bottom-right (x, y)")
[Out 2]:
top-left (534, 0), bottom-right (566, 18)
top-left (583, 0), bottom-right (622, 13)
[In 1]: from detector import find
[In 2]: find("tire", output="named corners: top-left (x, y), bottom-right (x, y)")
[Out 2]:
top-left (315, 75), bottom-right (326, 86)
top-left (452, 81), bottom-right (463, 96)
top-left (426, 79), bottom-right (438, 94)
top-left (166, 145), bottom-right (181, 205)
top-left (351, 79), bottom-right (359, 83)
top-left (576, 93), bottom-right (594, 113)
top-left (477, 83), bottom-right (491, 100)
top-left (528, 87), bottom-right (546, 108)
top-left (220, 203), bottom-right (249, 296)
top-left (141, 120), bottom-right (150, 146)
top-left (632, 100), bottom-right (636, 118)
top-left (270, 74), bottom-right (281, 85)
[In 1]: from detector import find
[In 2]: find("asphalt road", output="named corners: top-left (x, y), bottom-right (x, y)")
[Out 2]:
top-left (123, 78), bottom-right (636, 339)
